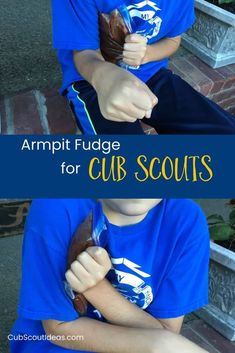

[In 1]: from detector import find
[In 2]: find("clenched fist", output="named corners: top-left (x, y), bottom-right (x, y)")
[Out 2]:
top-left (123, 34), bottom-right (148, 67)
top-left (65, 246), bottom-right (111, 293)
top-left (94, 65), bottom-right (158, 122)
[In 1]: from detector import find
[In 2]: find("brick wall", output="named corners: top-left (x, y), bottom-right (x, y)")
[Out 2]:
top-left (169, 55), bottom-right (235, 116)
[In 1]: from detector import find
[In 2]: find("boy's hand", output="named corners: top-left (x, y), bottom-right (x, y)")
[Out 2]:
top-left (93, 65), bottom-right (158, 122)
top-left (65, 246), bottom-right (111, 293)
top-left (123, 34), bottom-right (148, 67)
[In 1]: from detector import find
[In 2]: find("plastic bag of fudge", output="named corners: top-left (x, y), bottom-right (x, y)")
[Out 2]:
top-left (99, 4), bottom-right (154, 69)
top-left (65, 211), bottom-right (107, 315)
top-left (99, 4), bottom-right (134, 69)
top-left (65, 212), bottom-right (94, 315)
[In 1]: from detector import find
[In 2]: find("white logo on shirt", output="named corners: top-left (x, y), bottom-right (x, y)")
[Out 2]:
top-left (110, 257), bottom-right (153, 309)
top-left (127, 1), bottom-right (162, 39)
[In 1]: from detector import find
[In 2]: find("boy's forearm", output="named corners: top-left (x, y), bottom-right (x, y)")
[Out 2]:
top-left (43, 317), bottom-right (208, 353)
top-left (74, 36), bottom-right (180, 87)
top-left (73, 50), bottom-right (118, 90)
top-left (45, 318), bottom-right (155, 353)
top-left (84, 279), bottom-right (163, 329)
top-left (73, 49), bottom-right (157, 122)
top-left (143, 36), bottom-right (181, 64)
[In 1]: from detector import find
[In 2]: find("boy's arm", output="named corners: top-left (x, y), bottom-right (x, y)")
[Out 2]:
top-left (42, 317), bottom-right (208, 353)
top-left (42, 247), bottom-right (207, 352)
top-left (43, 318), bottom-right (160, 353)
top-left (73, 34), bottom-right (180, 123)
top-left (84, 278), bottom-right (184, 334)
top-left (73, 50), bottom-right (158, 122)
top-left (65, 247), bottom-right (183, 333)
top-left (144, 36), bottom-right (181, 63)
top-left (123, 34), bottom-right (181, 67)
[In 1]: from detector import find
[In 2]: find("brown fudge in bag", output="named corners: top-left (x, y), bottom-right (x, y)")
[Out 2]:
top-left (67, 212), bottom-right (94, 315)
top-left (99, 9), bottom-right (130, 64)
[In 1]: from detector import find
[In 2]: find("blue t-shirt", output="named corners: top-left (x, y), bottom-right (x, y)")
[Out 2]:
top-left (11, 198), bottom-right (209, 353)
top-left (52, 0), bottom-right (195, 93)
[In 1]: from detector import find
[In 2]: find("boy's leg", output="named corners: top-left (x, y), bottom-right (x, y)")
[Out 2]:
top-left (65, 81), bottom-right (144, 135)
top-left (145, 68), bottom-right (235, 134)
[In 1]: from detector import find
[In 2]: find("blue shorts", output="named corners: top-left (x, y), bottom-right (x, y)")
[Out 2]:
top-left (65, 68), bottom-right (235, 135)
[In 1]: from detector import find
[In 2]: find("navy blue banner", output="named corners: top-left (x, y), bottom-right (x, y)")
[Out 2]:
top-left (0, 135), bottom-right (234, 198)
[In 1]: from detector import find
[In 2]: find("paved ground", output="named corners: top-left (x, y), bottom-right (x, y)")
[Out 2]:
top-left (1, 232), bottom-right (235, 353)
top-left (0, 0), bottom-right (61, 95)
top-left (0, 234), bottom-right (22, 353)
top-left (0, 0), bottom-right (187, 97)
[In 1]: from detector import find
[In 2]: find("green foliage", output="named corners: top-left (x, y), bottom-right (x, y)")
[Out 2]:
top-left (207, 203), bottom-right (235, 243)
top-left (209, 224), bottom-right (234, 241)
top-left (218, 0), bottom-right (233, 4)
top-left (229, 209), bottom-right (235, 225)
top-left (207, 214), bottom-right (225, 224)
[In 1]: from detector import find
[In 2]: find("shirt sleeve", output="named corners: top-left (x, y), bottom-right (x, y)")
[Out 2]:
top-left (17, 199), bottom-right (94, 322)
top-left (18, 229), bottom-right (79, 322)
top-left (147, 210), bottom-right (210, 319)
top-left (51, 0), bottom-right (99, 50)
top-left (167, 1), bottom-right (195, 38)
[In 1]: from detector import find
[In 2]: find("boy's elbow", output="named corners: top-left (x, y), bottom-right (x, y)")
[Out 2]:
top-left (172, 36), bottom-right (181, 52)
top-left (166, 35), bottom-right (181, 54)
top-left (42, 319), bottom-right (63, 336)
top-left (42, 319), bottom-right (82, 350)
top-left (73, 49), bottom-right (103, 62)
top-left (177, 37), bottom-right (181, 49)
top-left (158, 316), bottom-right (184, 335)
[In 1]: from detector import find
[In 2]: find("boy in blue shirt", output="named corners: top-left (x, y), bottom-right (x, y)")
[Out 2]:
top-left (52, 0), bottom-right (235, 134)
top-left (11, 199), bottom-right (210, 353)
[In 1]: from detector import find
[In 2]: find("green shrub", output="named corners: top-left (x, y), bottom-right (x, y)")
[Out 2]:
top-left (207, 201), bottom-right (235, 250)
top-left (217, 0), bottom-right (233, 4)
